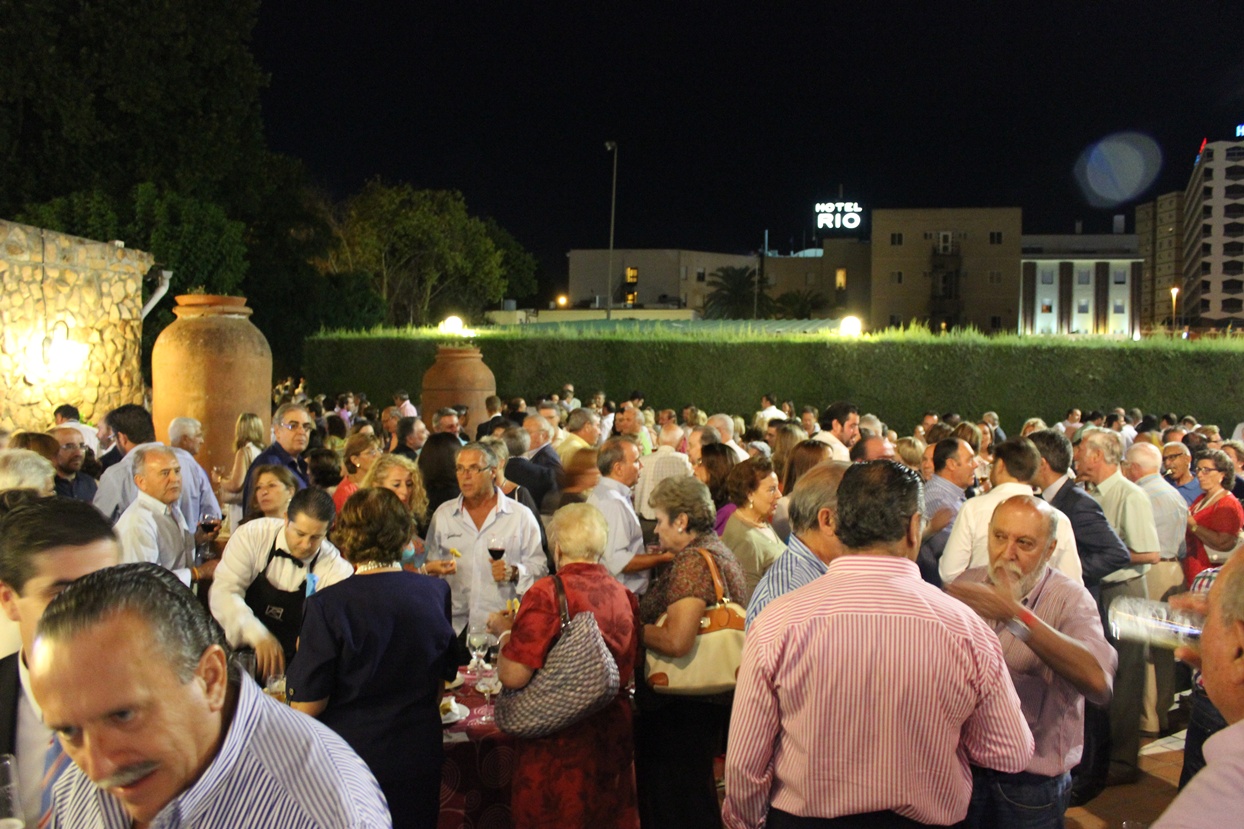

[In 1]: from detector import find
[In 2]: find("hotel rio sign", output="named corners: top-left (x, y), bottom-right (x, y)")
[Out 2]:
top-left (815, 201), bottom-right (863, 230)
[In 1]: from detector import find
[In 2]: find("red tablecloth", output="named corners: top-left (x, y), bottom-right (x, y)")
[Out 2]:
top-left (439, 676), bottom-right (516, 829)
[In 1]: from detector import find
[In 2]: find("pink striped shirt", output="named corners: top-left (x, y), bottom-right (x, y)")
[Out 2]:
top-left (723, 555), bottom-right (1034, 828)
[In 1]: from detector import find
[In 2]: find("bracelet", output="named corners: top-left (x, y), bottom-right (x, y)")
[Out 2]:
top-left (1016, 608), bottom-right (1039, 629)
top-left (191, 566), bottom-right (200, 584)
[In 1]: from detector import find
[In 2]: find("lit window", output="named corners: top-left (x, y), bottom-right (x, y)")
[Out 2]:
top-left (1040, 299), bottom-right (1053, 313)
top-left (625, 267), bottom-right (638, 284)
top-left (835, 268), bottom-right (847, 290)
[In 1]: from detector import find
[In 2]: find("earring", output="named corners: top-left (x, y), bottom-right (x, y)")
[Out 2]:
top-left (748, 498), bottom-right (754, 510)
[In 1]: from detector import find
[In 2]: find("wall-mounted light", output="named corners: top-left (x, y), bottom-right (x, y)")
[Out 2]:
top-left (22, 320), bottom-right (88, 384)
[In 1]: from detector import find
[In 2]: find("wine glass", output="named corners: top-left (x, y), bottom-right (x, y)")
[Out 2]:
top-left (475, 665), bottom-right (499, 723)
top-left (466, 624), bottom-right (491, 674)
top-left (199, 512), bottom-right (222, 535)
top-left (487, 535), bottom-right (508, 583)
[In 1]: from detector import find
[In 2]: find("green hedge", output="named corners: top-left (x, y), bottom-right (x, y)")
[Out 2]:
top-left (303, 324), bottom-right (1244, 437)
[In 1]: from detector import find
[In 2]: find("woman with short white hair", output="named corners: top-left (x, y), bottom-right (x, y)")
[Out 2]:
top-left (0, 449), bottom-right (55, 496)
top-left (487, 502), bottom-right (641, 828)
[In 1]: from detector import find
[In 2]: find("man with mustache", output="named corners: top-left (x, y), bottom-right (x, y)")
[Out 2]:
top-left (29, 563), bottom-right (390, 828)
top-left (949, 495), bottom-right (1117, 829)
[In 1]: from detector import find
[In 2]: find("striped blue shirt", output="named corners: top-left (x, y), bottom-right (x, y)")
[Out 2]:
top-left (745, 534), bottom-right (828, 629)
top-left (49, 674), bottom-right (391, 828)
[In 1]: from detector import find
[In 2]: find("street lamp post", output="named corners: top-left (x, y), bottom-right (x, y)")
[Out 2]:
top-left (1170, 286), bottom-right (1180, 335)
top-left (604, 141), bottom-right (619, 321)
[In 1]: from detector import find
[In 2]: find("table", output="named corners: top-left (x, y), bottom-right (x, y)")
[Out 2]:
top-left (439, 676), bottom-right (516, 829)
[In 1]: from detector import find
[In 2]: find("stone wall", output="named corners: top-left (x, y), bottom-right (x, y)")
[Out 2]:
top-left (0, 219), bottom-right (150, 432)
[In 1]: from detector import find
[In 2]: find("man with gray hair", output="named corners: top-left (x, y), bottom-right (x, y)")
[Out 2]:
top-left (29, 563), bottom-right (391, 828)
top-left (686, 424), bottom-right (720, 468)
top-left (708, 413), bottom-right (748, 462)
top-left (1076, 426), bottom-right (1161, 786)
top-left (556, 408), bottom-right (601, 466)
top-left (522, 414), bottom-right (563, 476)
top-left (114, 445), bottom-right (219, 588)
top-left (589, 437), bottom-right (670, 595)
top-left (168, 416), bottom-right (205, 457)
top-left (0, 450), bottom-right (54, 496)
top-left (504, 426), bottom-right (558, 510)
top-left (242, 402), bottom-right (311, 512)
top-left (1163, 441), bottom-right (1201, 505)
top-left (746, 461), bottom-right (851, 628)
top-left (949, 495), bottom-right (1116, 828)
top-left (1124, 440), bottom-right (1190, 737)
top-left (634, 423), bottom-right (693, 523)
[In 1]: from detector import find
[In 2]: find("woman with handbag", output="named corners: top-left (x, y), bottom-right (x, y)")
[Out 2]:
top-left (487, 502), bottom-right (641, 829)
top-left (637, 475), bottom-right (746, 829)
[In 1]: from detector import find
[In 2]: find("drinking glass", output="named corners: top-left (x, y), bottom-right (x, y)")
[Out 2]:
top-left (475, 666), bottom-right (499, 724)
top-left (466, 625), bottom-right (491, 672)
top-left (0, 753), bottom-right (21, 829)
top-left (1109, 597), bottom-right (1203, 650)
top-left (264, 674), bottom-right (289, 705)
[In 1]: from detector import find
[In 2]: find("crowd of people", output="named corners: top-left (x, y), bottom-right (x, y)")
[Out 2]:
top-left (0, 388), bottom-right (1242, 828)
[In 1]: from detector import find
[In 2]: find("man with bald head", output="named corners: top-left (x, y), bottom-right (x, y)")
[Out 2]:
top-left (113, 445), bottom-right (219, 587)
top-left (950, 495), bottom-right (1116, 828)
top-left (49, 426), bottom-right (97, 502)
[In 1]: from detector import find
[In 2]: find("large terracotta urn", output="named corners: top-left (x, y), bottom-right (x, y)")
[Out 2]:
top-left (421, 345), bottom-right (496, 434)
top-left (152, 295), bottom-right (272, 483)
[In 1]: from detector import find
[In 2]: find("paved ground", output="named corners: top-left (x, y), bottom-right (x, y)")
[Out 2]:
top-left (1066, 732), bottom-right (1185, 829)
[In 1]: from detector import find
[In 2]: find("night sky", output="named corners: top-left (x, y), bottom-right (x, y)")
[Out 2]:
top-left (252, 2), bottom-right (1244, 297)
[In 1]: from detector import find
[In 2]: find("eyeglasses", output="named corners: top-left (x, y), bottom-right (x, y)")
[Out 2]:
top-left (455, 464), bottom-right (493, 475)
top-left (692, 458), bottom-right (704, 467)
top-left (58, 442), bottom-right (87, 452)
top-left (1195, 465), bottom-right (1222, 475)
top-left (280, 422), bottom-right (313, 432)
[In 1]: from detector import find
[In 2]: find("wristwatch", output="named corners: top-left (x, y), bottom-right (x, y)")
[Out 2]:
top-left (1005, 608), bottom-right (1038, 642)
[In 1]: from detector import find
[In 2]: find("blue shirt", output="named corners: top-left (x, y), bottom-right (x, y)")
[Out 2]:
top-left (1172, 474), bottom-right (1203, 506)
top-left (93, 444), bottom-right (221, 528)
top-left (745, 534), bottom-right (828, 629)
top-left (920, 474), bottom-right (967, 579)
top-left (1136, 473), bottom-right (1188, 560)
top-left (49, 674), bottom-right (391, 828)
top-left (242, 443), bottom-right (309, 513)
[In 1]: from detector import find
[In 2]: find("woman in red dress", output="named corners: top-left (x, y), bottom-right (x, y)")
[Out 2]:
top-left (489, 502), bottom-right (641, 829)
top-left (1184, 449), bottom-right (1244, 584)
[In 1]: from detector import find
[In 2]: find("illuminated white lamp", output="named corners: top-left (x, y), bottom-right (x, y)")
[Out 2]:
top-left (437, 315), bottom-right (476, 337)
top-left (839, 316), bottom-right (863, 338)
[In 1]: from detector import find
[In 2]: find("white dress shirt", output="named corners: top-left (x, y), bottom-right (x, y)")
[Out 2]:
top-left (725, 439), bottom-right (750, 463)
top-left (588, 477), bottom-right (649, 595)
top-left (424, 493), bottom-right (546, 633)
top-left (114, 489), bottom-right (196, 585)
top-left (209, 518), bottom-right (353, 650)
top-left (94, 443), bottom-right (221, 528)
top-left (939, 481), bottom-right (1082, 585)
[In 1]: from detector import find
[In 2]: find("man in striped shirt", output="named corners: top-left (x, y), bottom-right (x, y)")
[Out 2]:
top-left (30, 563), bottom-right (391, 829)
top-left (745, 461), bottom-right (850, 629)
top-left (949, 495), bottom-right (1117, 829)
top-left (725, 461), bottom-right (1033, 829)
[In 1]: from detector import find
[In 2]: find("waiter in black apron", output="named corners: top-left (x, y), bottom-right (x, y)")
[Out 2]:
top-left (208, 488), bottom-right (355, 680)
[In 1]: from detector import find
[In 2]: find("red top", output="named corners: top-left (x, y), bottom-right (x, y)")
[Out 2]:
top-left (1184, 490), bottom-right (1244, 584)
top-left (332, 477), bottom-right (359, 513)
top-left (503, 561), bottom-right (640, 685)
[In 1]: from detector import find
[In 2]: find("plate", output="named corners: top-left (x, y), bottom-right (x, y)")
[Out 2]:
top-left (441, 699), bottom-right (469, 725)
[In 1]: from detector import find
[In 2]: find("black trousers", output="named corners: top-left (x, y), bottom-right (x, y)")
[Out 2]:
top-left (767, 807), bottom-right (940, 828)
top-left (635, 697), bottom-right (726, 829)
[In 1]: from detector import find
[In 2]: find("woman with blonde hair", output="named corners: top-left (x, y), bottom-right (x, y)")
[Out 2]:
top-left (218, 413), bottom-right (265, 532)
top-left (360, 453), bottom-right (454, 576)
top-left (770, 422), bottom-right (808, 486)
top-left (894, 436), bottom-right (926, 471)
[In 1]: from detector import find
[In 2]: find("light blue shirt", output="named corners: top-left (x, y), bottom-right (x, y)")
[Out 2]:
top-left (1137, 473), bottom-right (1189, 560)
top-left (1172, 475), bottom-right (1203, 507)
top-left (587, 477), bottom-right (649, 595)
top-left (93, 443), bottom-right (221, 529)
top-left (746, 534), bottom-right (828, 629)
top-left (49, 674), bottom-right (391, 828)
top-left (921, 474), bottom-right (967, 563)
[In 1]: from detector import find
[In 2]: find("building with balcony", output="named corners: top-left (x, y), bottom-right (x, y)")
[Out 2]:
top-left (869, 207), bottom-right (1023, 332)
top-left (1180, 138), bottom-right (1244, 328)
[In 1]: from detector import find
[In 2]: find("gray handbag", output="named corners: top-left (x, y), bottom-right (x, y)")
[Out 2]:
top-left (494, 574), bottom-right (620, 738)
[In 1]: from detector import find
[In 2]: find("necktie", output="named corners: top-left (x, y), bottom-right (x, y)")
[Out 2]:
top-left (38, 737), bottom-right (70, 828)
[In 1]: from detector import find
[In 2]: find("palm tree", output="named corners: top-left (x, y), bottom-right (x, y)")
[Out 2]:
top-left (774, 289), bottom-right (830, 320)
top-left (703, 266), bottom-right (774, 319)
